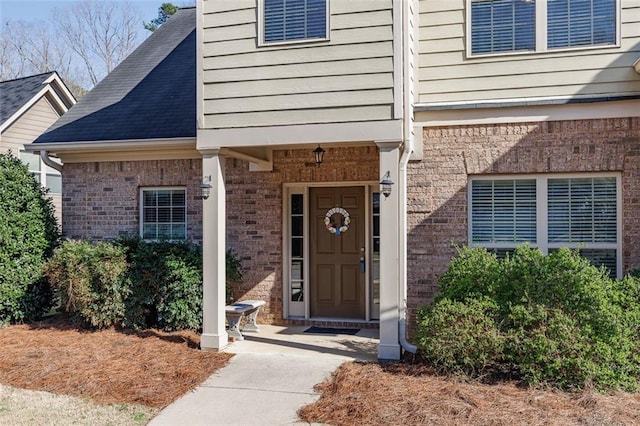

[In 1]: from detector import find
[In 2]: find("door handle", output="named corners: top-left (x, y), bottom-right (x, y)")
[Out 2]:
top-left (360, 257), bottom-right (365, 273)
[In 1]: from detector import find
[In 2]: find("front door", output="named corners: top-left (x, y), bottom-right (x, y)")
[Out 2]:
top-left (309, 186), bottom-right (365, 319)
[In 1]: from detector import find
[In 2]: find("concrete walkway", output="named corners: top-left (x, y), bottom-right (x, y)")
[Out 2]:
top-left (149, 325), bottom-right (379, 426)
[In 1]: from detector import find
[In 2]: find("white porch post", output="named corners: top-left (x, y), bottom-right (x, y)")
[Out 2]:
top-left (376, 141), bottom-right (401, 360)
top-left (200, 150), bottom-right (228, 350)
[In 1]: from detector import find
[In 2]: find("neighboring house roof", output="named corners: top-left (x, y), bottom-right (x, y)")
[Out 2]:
top-left (0, 72), bottom-right (76, 133)
top-left (34, 7), bottom-right (196, 144)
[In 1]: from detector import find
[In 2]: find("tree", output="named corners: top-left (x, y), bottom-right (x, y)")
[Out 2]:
top-left (53, 0), bottom-right (141, 87)
top-left (144, 3), bottom-right (179, 32)
top-left (0, 153), bottom-right (60, 325)
top-left (1, 21), bottom-right (72, 81)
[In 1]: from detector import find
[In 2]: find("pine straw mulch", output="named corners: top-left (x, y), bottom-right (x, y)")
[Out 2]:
top-left (0, 317), bottom-right (232, 408)
top-left (299, 362), bottom-right (640, 426)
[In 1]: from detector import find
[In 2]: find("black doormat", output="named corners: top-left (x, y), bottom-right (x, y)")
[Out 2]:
top-left (303, 327), bottom-right (360, 335)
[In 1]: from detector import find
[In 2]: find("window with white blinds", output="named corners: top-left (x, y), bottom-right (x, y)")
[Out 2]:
top-left (470, 0), bottom-right (536, 54)
top-left (469, 174), bottom-right (620, 277)
top-left (140, 188), bottom-right (187, 240)
top-left (471, 179), bottom-right (537, 244)
top-left (263, 0), bottom-right (327, 44)
top-left (468, 0), bottom-right (618, 55)
top-left (547, 0), bottom-right (616, 48)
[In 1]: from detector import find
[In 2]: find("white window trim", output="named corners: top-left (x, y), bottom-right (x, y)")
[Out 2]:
top-left (465, 0), bottom-right (621, 59)
top-left (257, 0), bottom-right (330, 47)
top-left (467, 172), bottom-right (622, 278)
top-left (139, 187), bottom-right (188, 241)
top-left (20, 150), bottom-right (62, 194)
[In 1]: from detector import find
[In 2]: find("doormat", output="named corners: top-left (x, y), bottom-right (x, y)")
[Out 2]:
top-left (303, 327), bottom-right (360, 335)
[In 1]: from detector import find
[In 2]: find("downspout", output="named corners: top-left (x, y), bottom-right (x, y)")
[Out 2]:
top-left (40, 150), bottom-right (62, 172)
top-left (398, 0), bottom-right (417, 355)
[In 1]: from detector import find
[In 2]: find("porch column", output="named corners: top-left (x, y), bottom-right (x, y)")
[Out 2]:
top-left (376, 141), bottom-right (401, 360)
top-left (200, 150), bottom-right (228, 350)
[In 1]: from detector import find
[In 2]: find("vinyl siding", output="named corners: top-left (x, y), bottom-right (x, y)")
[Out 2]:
top-left (201, 0), bottom-right (395, 128)
top-left (1, 96), bottom-right (61, 152)
top-left (418, 0), bottom-right (640, 105)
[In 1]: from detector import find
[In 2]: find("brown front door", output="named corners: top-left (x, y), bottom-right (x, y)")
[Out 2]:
top-left (310, 186), bottom-right (365, 319)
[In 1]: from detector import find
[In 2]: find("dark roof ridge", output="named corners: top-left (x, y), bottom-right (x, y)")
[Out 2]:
top-left (0, 71), bottom-right (56, 85)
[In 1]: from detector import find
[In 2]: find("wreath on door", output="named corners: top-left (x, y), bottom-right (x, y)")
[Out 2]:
top-left (324, 207), bottom-right (350, 235)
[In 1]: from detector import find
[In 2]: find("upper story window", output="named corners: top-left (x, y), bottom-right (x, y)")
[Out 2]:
top-left (468, 0), bottom-right (618, 56)
top-left (470, 0), bottom-right (536, 54)
top-left (547, 0), bottom-right (616, 48)
top-left (261, 0), bottom-right (328, 45)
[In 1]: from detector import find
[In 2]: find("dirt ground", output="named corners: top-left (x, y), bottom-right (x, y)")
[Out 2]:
top-left (0, 317), bottom-right (231, 411)
top-left (299, 362), bottom-right (640, 426)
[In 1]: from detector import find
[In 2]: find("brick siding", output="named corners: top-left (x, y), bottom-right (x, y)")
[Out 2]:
top-left (406, 117), bottom-right (640, 322)
top-left (62, 147), bottom-right (379, 324)
top-left (62, 159), bottom-right (203, 242)
top-left (226, 146), bottom-right (379, 323)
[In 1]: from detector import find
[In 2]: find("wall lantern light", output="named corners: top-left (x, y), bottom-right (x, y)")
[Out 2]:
top-left (200, 175), bottom-right (212, 200)
top-left (313, 144), bottom-right (325, 166)
top-left (380, 171), bottom-right (394, 198)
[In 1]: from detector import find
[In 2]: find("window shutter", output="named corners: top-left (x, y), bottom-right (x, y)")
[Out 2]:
top-left (471, 0), bottom-right (535, 54)
top-left (547, 0), bottom-right (616, 48)
top-left (264, 0), bottom-right (326, 43)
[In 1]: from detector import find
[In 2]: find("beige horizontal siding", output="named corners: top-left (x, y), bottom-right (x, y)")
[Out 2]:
top-left (204, 89), bottom-right (393, 114)
top-left (203, 41), bottom-right (393, 69)
top-left (2, 96), bottom-right (59, 147)
top-left (204, 73), bottom-right (392, 98)
top-left (202, 0), bottom-right (395, 128)
top-left (203, 105), bottom-right (393, 128)
top-left (203, 26), bottom-right (393, 54)
top-left (418, 1), bottom-right (640, 105)
top-left (203, 57), bottom-right (393, 82)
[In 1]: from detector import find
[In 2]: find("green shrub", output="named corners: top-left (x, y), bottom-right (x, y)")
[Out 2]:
top-left (416, 297), bottom-right (504, 376)
top-left (0, 153), bottom-right (60, 325)
top-left (226, 249), bottom-right (243, 303)
top-left (417, 245), bottom-right (640, 392)
top-left (44, 240), bottom-right (130, 328)
top-left (116, 238), bottom-right (203, 330)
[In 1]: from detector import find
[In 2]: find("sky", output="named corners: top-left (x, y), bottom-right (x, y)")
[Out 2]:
top-left (0, 0), bottom-right (163, 23)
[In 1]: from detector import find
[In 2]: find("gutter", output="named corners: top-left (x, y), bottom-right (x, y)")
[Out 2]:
top-left (40, 150), bottom-right (62, 173)
top-left (398, 0), bottom-right (417, 355)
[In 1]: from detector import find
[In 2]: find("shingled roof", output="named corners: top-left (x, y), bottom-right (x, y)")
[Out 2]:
top-left (34, 7), bottom-right (196, 144)
top-left (0, 72), bottom-right (67, 128)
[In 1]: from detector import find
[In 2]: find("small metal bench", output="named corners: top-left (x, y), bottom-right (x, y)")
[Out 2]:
top-left (225, 300), bottom-right (266, 341)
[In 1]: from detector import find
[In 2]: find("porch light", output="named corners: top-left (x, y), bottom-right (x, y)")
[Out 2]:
top-left (380, 171), bottom-right (394, 198)
top-left (313, 145), bottom-right (325, 166)
top-left (199, 175), bottom-right (212, 200)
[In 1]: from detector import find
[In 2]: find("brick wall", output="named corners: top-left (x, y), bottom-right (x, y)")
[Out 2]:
top-left (226, 145), bottom-right (379, 323)
top-left (62, 147), bottom-right (379, 324)
top-left (407, 117), bottom-right (640, 318)
top-left (62, 159), bottom-right (203, 242)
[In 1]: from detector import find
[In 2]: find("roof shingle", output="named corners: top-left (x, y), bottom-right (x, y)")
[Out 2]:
top-left (35, 7), bottom-right (196, 144)
top-left (0, 72), bottom-right (57, 127)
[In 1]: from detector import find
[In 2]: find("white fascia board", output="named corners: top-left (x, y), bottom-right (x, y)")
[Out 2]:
top-left (197, 119), bottom-right (403, 149)
top-left (27, 137), bottom-right (196, 153)
top-left (415, 98), bottom-right (640, 127)
top-left (44, 72), bottom-right (77, 106)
